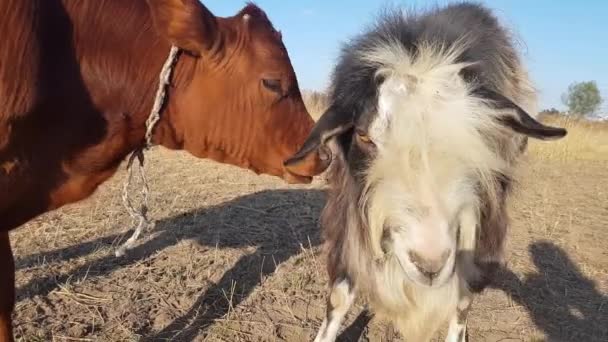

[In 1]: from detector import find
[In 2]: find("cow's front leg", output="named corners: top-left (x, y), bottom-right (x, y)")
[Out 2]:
top-left (314, 277), bottom-right (356, 342)
top-left (0, 231), bottom-right (15, 342)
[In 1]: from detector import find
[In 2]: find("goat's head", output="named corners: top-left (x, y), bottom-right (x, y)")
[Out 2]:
top-left (286, 40), bottom-right (567, 288)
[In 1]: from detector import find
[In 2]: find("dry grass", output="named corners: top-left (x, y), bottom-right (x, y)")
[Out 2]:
top-left (302, 90), bottom-right (329, 121)
top-left (9, 96), bottom-right (608, 341)
top-left (530, 115), bottom-right (608, 162)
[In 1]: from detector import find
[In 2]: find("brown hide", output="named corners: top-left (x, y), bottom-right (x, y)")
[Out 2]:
top-left (0, 0), bottom-right (326, 339)
top-left (0, 0), bottom-right (324, 230)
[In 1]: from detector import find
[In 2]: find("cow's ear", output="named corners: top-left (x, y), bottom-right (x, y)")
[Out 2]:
top-left (147, 0), bottom-right (218, 56)
top-left (480, 88), bottom-right (568, 140)
top-left (284, 106), bottom-right (353, 176)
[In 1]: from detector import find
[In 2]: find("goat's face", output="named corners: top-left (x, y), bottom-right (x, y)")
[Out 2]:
top-left (348, 74), bottom-right (489, 288)
top-left (285, 42), bottom-right (567, 289)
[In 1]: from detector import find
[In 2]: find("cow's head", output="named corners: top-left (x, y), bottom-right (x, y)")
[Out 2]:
top-left (147, 0), bottom-right (328, 183)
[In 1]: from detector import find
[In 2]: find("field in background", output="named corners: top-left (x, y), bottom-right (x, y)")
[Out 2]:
top-left (10, 93), bottom-right (608, 341)
top-left (301, 90), bottom-right (329, 121)
top-left (530, 114), bottom-right (608, 162)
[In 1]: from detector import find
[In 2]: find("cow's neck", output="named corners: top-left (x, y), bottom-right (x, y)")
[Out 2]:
top-left (64, 0), bottom-right (191, 152)
top-left (1, 0), bottom-right (199, 230)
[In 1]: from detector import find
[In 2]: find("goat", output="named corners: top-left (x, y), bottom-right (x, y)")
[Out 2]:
top-left (285, 3), bottom-right (567, 341)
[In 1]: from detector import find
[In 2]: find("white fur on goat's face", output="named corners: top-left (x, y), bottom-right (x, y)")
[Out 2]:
top-left (359, 42), bottom-right (508, 288)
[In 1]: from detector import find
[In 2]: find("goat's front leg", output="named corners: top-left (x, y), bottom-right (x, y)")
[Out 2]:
top-left (445, 206), bottom-right (477, 342)
top-left (445, 291), bottom-right (472, 342)
top-left (314, 277), bottom-right (356, 342)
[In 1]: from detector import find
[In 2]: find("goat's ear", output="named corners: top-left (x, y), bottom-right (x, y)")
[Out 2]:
top-left (147, 0), bottom-right (218, 56)
top-left (284, 106), bottom-right (353, 176)
top-left (481, 88), bottom-right (568, 140)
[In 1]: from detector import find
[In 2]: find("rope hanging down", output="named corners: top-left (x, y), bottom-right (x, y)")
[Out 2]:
top-left (115, 46), bottom-right (180, 257)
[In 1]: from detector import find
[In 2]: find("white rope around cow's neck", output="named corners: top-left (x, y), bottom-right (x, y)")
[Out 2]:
top-left (115, 45), bottom-right (180, 258)
top-left (144, 46), bottom-right (180, 148)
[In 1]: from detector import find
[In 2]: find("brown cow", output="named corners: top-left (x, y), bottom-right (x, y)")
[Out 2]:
top-left (0, 0), bottom-right (327, 340)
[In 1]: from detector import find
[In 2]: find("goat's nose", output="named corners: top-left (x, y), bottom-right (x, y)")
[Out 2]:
top-left (408, 249), bottom-right (451, 279)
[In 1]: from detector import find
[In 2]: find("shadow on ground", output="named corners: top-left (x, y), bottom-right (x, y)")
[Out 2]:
top-left (15, 195), bottom-right (607, 341)
top-left (15, 189), bottom-right (326, 340)
top-left (492, 241), bottom-right (608, 342)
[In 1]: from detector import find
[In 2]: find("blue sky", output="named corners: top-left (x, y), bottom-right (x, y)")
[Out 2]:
top-left (204, 1), bottom-right (608, 112)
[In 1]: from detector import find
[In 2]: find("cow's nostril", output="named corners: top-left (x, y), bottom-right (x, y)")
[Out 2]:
top-left (408, 250), bottom-right (450, 280)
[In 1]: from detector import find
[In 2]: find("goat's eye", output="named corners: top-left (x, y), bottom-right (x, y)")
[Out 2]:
top-left (262, 79), bottom-right (282, 94)
top-left (355, 129), bottom-right (375, 146)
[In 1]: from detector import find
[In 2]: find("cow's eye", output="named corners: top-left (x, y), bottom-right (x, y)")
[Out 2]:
top-left (262, 79), bottom-right (282, 94)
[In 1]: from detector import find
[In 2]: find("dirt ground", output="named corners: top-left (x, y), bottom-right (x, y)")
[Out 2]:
top-left (10, 122), bottom-right (608, 341)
